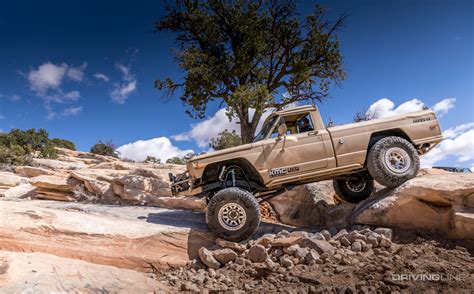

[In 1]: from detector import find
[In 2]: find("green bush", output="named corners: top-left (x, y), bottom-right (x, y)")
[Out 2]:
top-left (166, 156), bottom-right (186, 165)
top-left (90, 140), bottom-right (119, 158)
top-left (0, 128), bottom-right (65, 165)
top-left (50, 138), bottom-right (76, 150)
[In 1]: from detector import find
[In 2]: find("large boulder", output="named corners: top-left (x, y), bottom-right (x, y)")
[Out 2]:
top-left (0, 251), bottom-right (169, 293)
top-left (31, 175), bottom-right (81, 201)
top-left (113, 175), bottom-right (171, 201)
top-left (0, 172), bottom-right (29, 190)
top-left (32, 158), bottom-right (87, 170)
top-left (268, 181), bottom-right (338, 228)
top-left (1, 184), bottom-right (37, 199)
top-left (353, 172), bottom-right (474, 239)
top-left (15, 166), bottom-right (54, 177)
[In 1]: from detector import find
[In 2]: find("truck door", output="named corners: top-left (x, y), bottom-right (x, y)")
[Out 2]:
top-left (261, 112), bottom-right (330, 181)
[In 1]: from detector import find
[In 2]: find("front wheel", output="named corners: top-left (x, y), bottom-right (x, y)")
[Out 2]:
top-left (206, 187), bottom-right (260, 242)
top-left (333, 172), bottom-right (375, 203)
top-left (367, 136), bottom-right (420, 187)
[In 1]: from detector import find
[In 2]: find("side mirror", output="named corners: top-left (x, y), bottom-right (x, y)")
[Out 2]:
top-left (277, 123), bottom-right (288, 136)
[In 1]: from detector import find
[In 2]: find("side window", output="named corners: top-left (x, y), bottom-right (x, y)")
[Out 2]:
top-left (296, 114), bottom-right (314, 133)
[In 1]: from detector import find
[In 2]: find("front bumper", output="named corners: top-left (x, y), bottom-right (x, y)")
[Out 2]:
top-left (169, 171), bottom-right (202, 196)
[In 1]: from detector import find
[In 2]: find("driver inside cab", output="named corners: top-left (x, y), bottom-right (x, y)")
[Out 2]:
top-left (297, 117), bottom-right (314, 133)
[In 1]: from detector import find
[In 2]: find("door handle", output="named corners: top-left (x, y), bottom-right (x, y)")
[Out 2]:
top-left (307, 131), bottom-right (318, 136)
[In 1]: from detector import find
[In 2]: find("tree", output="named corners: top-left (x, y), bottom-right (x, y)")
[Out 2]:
top-left (209, 129), bottom-right (242, 150)
top-left (353, 109), bottom-right (377, 122)
top-left (90, 140), bottom-right (119, 158)
top-left (144, 156), bottom-right (161, 163)
top-left (166, 156), bottom-right (186, 165)
top-left (156, 0), bottom-right (346, 143)
top-left (50, 138), bottom-right (76, 150)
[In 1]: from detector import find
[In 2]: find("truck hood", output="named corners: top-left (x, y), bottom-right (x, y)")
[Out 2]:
top-left (189, 142), bottom-right (254, 163)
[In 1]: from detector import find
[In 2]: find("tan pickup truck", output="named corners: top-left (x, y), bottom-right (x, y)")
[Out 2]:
top-left (170, 105), bottom-right (442, 241)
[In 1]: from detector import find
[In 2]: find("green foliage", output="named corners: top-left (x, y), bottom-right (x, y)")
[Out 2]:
top-left (144, 156), bottom-right (161, 164)
top-left (50, 138), bottom-right (76, 150)
top-left (0, 128), bottom-right (64, 165)
top-left (90, 140), bottom-right (119, 158)
top-left (156, 0), bottom-right (346, 143)
top-left (209, 129), bottom-right (242, 150)
top-left (166, 156), bottom-right (186, 165)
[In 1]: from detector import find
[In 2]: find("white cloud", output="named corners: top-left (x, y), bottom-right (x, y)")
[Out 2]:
top-left (421, 122), bottom-right (474, 167)
top-left (28, 62), bottom-right (69, 94)
top-left (366, 98), bottom-right (425, 119)
top-left (94, 73), bottom-right (110, 82)
top-left (172, 104), bottom-right (300, 148)
top-left (66, 63), bottom-right (87, 82)
top-left (173, 108), bottom-right (239, 148)
top-left (110, 64), bottom-right (137, 104)
top-left (62, 106), bottom-right (83, 117)
top-left (366, 97), bottom-right (456, 119)
top-left (117, 137), bottom-right (193, 162)
top-left (28, 62), bottom-right (86, 95)
top-left (432, 98), bottom-right (456, 117)
top-left (111, 80), bottom-right (137, 104)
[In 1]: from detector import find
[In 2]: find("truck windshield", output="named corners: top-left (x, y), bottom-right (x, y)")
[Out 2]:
top-left (253, 115), bottom-right (278, 142)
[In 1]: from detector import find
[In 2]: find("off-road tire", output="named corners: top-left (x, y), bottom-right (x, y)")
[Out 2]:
top-left (367, 136), bottom-right (419, 188)
top-left (206, 187), bottom-right (260, 242)
top-left (333, 175), bottom-right (375, 203)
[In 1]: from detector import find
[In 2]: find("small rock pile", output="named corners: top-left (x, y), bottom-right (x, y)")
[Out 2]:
top-left (159, 227), bottom-right (473, 292)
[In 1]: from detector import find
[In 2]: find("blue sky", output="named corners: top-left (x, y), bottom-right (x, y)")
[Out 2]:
top-left (0, 0), bottom-right (472, 168)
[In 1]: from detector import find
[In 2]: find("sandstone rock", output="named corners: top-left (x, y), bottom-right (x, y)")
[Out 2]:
top-left (248, 245), bottom-right (267, 263)
top-left (0, 200), bottom-right (215, 272)
top-left (257, 234), bottom-right (276, 247)
top-left (300, 238), bottom-right (335, 255)
top-left (199, 247), bottom-right (221, 269)
top-left (212, 248), bottom-right (237, 264)
top-left (113, 175), bottom-right (171, 203)
top-left (354, 173), bottom-right (474, 239)
top-left (280, 256), bottom-right (294, 268)
top-left (374, 228), bottom-right (393, 240)
top-left (32, 158), bottom-right (87, 170)
top-left (294, 247), bottom-right (309, 259)
top-left (0, 172), bottom-right (29, 188)
top-left (0, 251), bottom-right (169, 292)
top-left (351, 241), bottom-right (362, 252)
top-left (348, 231), bottom-right (367, 243)
top-left (305, 250), bottom-right (320, 264)
top-left (268, 181), bottom-right (336, 227)
top-left (14, 166), bottom-right (54, 177)
top-left (30, 175), bottom-right (79, 192)
top-left (320, 230), bottom-right (331, 241)
top-left (379, 237), bottom-right (392, 248)
top-left (2, 184), bottom-right (36, 199)
top-left (270, 236), bottom-right (302, 247)
top-left (216, 238), bottom-right (247, 253)
top-left (339, 236), bottom-right (351, 247)
top-left (283, 244), bottom-right (300, 255)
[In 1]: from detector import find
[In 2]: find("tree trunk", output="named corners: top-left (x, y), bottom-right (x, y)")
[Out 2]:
top-left (239, 111), bottom-right (262, 144)
top-left (240, 120), bottom-right (255, 144)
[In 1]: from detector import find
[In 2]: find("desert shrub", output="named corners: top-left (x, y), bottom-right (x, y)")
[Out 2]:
top-left (90, 140), bottom-right (119, 158)
top-left (209, 129), bottom-right (242, 150)
top-left (166, 156), bottom-right (186, 165)
top-left (0, 128), bottom-right (62, 165)
top-left (144, 156), bottom-right (161, 164)
top-left (50, 138), bottom-right (76, 150)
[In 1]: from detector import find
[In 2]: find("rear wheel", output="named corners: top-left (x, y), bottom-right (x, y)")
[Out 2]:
top-left (206, 187), bottom-right (260, 242)
top-left (333, 172), bottom-right (375, 203)
top-left (367, 136), bottom-right (419, 187)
